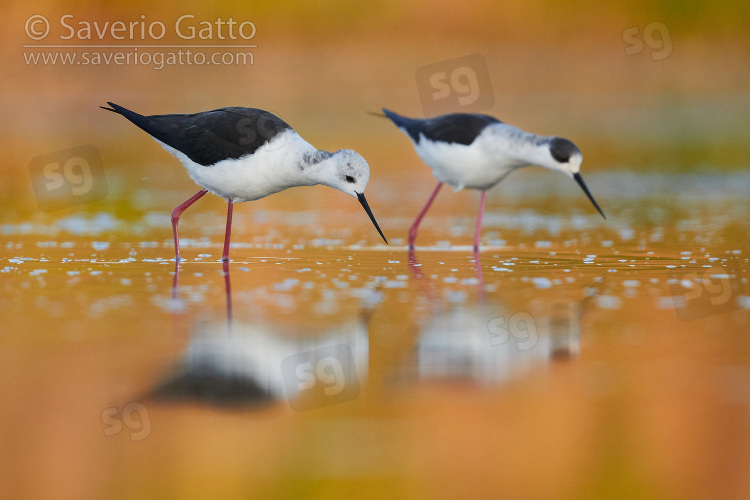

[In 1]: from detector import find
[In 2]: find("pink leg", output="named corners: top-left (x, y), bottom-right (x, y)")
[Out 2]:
top-left (172, 189), bottom-right (208, 260)
top-left (222, 260), bottom-right (232, 328)
top-left (222, 199), bottom-right (233, 262)
top-left (409, 182), bottom-right (443, 249)
top-left (473, 247), bottom-right (485, 305)
top-left (407, 247), bottom-right (439, 305)
top-left (172, 260), bottom-right (180, 301)
top-left (474, 190), bottom-right (487, 251)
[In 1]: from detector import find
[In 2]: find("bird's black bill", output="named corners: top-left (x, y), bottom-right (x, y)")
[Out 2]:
top-left (356, 192), bottom-right (388, 244)
top-left (573, 172), bottom-right (606, 220)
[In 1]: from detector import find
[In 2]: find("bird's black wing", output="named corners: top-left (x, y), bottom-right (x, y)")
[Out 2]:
top-left (383, 108), bottom-right (501, 146)
top-left (103, 102), bottom-right (292, 166)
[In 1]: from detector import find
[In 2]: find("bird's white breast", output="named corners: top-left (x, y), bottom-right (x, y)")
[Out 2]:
top-left (156, 130), bottom-right (317, 202)
top-left (412, 124), bottom-right (527, 191)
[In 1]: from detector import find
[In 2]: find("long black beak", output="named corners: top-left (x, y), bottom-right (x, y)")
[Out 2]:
top-left (573, 172), bottom-right (606, 220)
top-left (356, 192), bottom-right (388, 244)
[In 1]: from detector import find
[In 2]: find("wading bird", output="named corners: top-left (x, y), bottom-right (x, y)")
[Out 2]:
top-left (102, 102), bottom-right (387, 261)
top-left (381, 108), bottom-right (605, 250)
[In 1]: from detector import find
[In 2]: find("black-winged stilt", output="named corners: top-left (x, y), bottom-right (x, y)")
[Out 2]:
top-left (102, 102), bottom-right (387, 261)
top-left (380, 108), bottom-right (605, 250)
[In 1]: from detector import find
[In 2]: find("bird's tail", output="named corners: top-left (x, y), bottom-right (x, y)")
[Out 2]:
top-left (368, 109), bottom-right (412, 124)
top-left (99, 102), bottom-right (153, 133)
top-left (100, 102), bottom-right (131, 115)
top-left (382, 108), bottom-right (415, 126)
top-left (379, 108), bottom-right (425, 135)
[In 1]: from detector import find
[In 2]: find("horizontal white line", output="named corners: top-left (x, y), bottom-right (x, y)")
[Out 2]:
top-left (22, 44), bottom-right (258, 48)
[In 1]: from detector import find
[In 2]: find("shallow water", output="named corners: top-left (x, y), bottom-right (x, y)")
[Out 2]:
top-left (1, 171), bottom-right (749, 498)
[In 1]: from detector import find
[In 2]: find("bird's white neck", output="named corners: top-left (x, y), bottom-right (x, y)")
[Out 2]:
top-left (482, 124), bottom-right (553, 170)
top-left (272, 132), bottom-right (331, 187)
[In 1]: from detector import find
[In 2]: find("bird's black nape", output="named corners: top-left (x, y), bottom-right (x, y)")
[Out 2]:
top-left (549, 138), bottom-right (581, 164)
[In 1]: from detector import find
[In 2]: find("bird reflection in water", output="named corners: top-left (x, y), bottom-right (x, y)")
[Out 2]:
top-left (407, 248), bottom-right (593, 384)
top-left (151, 262), bottom-right (373, 409)
top-left (408, 247), bottom-right (486, 305)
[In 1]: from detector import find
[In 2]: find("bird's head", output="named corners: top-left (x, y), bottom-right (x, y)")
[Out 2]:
top-left (320, 149), bottom-right (388, 244)
top-left (544, 137), bottom-right (606, 220)
top-left (324, 149), bottom-right (371, 197)
top-left (544, 137), bottom-right (583, 176)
